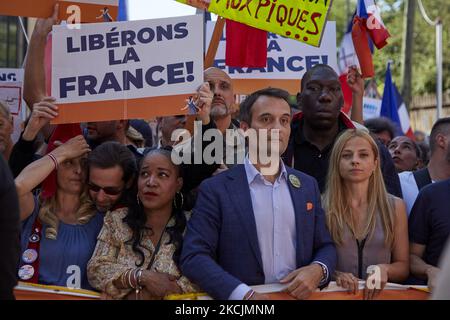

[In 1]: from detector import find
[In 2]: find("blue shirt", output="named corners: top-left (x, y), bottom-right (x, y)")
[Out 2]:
top-left (409, 179), bottom-right (450, 267)
top-left (20, 198), bottom-right (103, 290)
top-left (229, 158), bottom-right (296, 299)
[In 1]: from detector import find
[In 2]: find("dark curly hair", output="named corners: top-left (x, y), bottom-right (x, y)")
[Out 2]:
top-left (123, 147), bottom-right (186, 267)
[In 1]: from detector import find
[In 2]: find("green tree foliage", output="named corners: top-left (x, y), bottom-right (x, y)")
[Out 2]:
top-left (329, 0), bottom-right (449, 95)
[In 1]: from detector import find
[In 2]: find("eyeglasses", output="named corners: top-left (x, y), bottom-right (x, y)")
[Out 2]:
top-left (87, 182), bottom-right (123, 196)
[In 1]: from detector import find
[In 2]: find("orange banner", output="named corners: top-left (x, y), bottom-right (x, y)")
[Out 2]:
top-left (52, 95), bottom-right (191, 124)
top-left (0, 0), bottom-right (118, 23)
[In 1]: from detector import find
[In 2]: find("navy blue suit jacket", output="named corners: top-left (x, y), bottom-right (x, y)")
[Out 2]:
top-left (180, 164), bottom-right (337, 300)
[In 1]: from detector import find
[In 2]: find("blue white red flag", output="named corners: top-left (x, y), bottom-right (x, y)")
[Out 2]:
top-left (380, 63), bottom-right (414, 139)
top-left (352, 0), bottom-right (390, 78)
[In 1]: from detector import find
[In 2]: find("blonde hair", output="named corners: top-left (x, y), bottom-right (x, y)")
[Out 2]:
top-left (126, 126), bottom-right (144, 148)
top-left (323, 129), bottom-right (396, 247)
top-left (38, 190), bottom-right (96, 240)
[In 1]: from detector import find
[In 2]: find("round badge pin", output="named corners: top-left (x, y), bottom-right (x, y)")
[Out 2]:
top-left (29, 233), bottom-right (40, 243)
top-left (289, 174), bottom-right (301, 188)
top-left (18, 264), bottom-right (35, 280)
top-left (22, 249), bottom-right (38, 264)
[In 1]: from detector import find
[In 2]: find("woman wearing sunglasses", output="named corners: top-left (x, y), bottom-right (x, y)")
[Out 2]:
top-left (14, 125), bottom-right (103, 290)
top-left (87, 147), bottom-right (197, 299)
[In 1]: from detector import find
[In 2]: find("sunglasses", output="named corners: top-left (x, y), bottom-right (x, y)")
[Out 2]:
top-left (87, 182), bottom-right (123, 196)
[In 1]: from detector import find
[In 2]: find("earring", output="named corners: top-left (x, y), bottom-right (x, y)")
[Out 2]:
top-left (179, 192), bottom-right (184, 209)
top-left (137, 194), bottom-right (141, 206)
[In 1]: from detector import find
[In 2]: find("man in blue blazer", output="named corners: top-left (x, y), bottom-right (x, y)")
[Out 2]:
top-left (180, 88), bottom-right (337, 300)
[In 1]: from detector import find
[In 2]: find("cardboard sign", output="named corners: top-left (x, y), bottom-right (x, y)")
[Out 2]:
top-left (177, 0), bottom-right (333, 47)
top-left (0, 0), bottom-right (118, 23)
top-left (0, 68), bottom-right (24, 116)
top-left (206, 21), bottom-right (337, 94)
top-left (51, 15), bottom-right (204, 124)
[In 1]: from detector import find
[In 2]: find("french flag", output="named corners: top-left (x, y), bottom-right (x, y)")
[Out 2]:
top-left (338, 16), bottom-right (360, 75)
top-left (358, 0), bottom-right (390, 50)
top-left (380, 63), bottom-right (414, 139)
top-left (352, 0), bottom-right (390, 78)
top-left (338, 15), bottom-right (370, 115)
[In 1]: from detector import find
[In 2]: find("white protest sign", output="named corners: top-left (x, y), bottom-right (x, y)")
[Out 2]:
top-left (363, 97), bottom-right (383, 120)
top-left (0, 68), bottom-right (24, 115)
top-left (0, 68), bottom-right (25, 143)
top-left (51, 15), bottom-right (204, 123)
top-left (0, 84), bottom-right (22, 115)
top-left (0, 68), bottom-right (24, 82)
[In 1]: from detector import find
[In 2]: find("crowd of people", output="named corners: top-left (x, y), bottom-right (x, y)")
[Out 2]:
top-left (1, 11), bottom-right (450, 301)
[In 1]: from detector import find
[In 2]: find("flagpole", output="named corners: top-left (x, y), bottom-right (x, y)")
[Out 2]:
top-left (436, 19), bottom-right (443, 119)
top-left (417, 0), bottom-right (443, 120)
top-left (204, 17), bottom-right (225, 69)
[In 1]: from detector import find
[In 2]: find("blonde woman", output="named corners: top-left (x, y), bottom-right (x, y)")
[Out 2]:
top-left (323, 129), bottom-right (409, 299)
top-left (15, 126), bottom-right (103, 290)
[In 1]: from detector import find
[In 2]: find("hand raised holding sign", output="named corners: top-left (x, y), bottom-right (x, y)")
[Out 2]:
top-left (33, 3), bottom-right (60, 39)
top-left (347, 65), bottom-right (364, 98)
top-left (186, 0), bottom-right (210, 10)
top-left (347, 65), bottom-right (365, 125)
top-left (195, 82), bottom-right (214, 125)
top-left (22, 97), bottom-right (58, 142)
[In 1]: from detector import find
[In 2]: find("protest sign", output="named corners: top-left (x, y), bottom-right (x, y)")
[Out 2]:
top-left (0, 0), bottom-right (118, 23)
top-left (51, 15), bottom-right (204, 124)
top-left (0, 68), bottom-right (24, 116)
top-left (206, 20), bottom-right (337, 94)
top-left (0, 68), bottom-right (26, 144)
top-left (363, 97), bottom-right (382, 120)
top-left (177, 0), bottom-right (333, 47)
top-left (0, 85), bottom-right (22, 116)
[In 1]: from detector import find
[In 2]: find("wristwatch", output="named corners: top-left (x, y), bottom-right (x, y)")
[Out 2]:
top-left (313, 262), bottom-right (328, 284)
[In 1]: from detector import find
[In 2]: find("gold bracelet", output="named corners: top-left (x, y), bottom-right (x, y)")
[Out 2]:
top-left (120, 270), bottom-right (129, 288)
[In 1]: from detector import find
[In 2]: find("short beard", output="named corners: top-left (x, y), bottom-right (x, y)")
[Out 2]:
top-left (210, 104), bottom-right (228, 119)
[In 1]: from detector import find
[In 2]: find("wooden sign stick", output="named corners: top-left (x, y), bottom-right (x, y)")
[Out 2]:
top-left (204, 16), bottom-right (225, 69)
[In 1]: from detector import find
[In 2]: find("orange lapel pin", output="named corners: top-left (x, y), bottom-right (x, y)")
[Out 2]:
top-left (306, 202), bottom-right (314, 211)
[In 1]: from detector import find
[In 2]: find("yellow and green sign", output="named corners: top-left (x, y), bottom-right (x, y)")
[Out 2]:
top-left (177, 0), bottom-right (333, 47)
